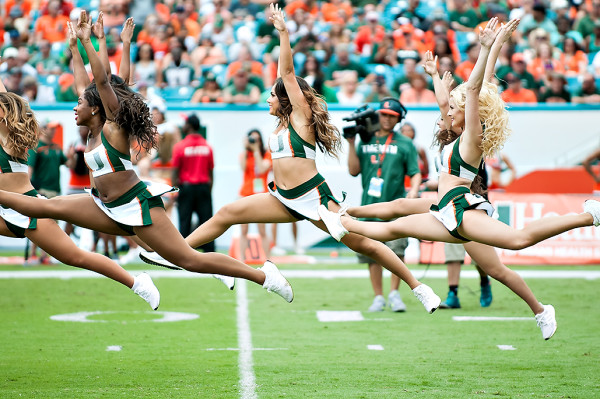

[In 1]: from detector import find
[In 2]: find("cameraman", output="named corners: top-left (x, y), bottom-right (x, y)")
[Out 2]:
top-left (346, 98), bottom-right (421, 312)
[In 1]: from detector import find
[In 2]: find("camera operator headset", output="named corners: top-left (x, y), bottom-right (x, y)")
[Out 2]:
top-left (345, 97), bottom-right (423, 312)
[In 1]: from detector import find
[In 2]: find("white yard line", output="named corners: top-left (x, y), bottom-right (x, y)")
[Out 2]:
top-left (0, 269), bottom-right (599, 280)
top-left (236, 279), bottom-right (257, 399)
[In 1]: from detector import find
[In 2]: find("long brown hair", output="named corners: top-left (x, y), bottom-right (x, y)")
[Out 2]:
top-left (273, 77), bottom-right (341, 158)
top-left (0, 92), bottom-right (39, 159)
top-left (84, 75), bottom-right (158, 154)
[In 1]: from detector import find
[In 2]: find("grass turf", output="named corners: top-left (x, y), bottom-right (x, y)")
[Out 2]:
top-left (0, 263), bottom-right (598, 398)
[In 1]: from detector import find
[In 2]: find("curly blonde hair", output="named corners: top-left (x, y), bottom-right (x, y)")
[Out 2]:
top-left (0, 92), bottom-right (39, 160)
top-left (449, 81), bottom-right (511, 158)
top-left (273, 77), bottom-right (342, 158)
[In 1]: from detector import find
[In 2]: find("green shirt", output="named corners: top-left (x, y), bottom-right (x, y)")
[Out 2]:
top-left (28, 140), bottom-right (67, 192)
top-left (449, 9), bottom-right (482, 29)
top-left (356, 132), bottom-right (420, 213)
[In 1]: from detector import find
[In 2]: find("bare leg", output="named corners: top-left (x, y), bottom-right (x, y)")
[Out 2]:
top-left (240, 224), bottom-right (249, 262)
top-left (26, 219), bottom-right (134, 287)
top-left (368, 263), bottom-right (384, 296)
top-left (348, 197), bottom-right (436, 220)
top-left (447, 261), bottom-right (461, 286)
top-left (135, 208), bottom-right (267, 285)
top-left (185, 193), bottom-right (297, 248)
top-left (257, 223), bottom-right (270, 257)
top-left (464, 242), bottom-right (543, 314)
top-left (461, 210), bottom-right (594, 250)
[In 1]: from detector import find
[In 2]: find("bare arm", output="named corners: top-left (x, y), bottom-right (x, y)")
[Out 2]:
top-left (406, 173), bottom-right (422, 199)
top-left (67, 21), bottom-right (90, 96)
top-left (91, 11), bottom-right (112, 77)
top-left (582, 148), bottom-right (600, 183)
top-left (119, 17), bottom-right (135, 84)
top-left (423, 50), bottom-right (452, 127)
top-left (77, 11), bottom-right (120, 119)
top-left (485, 19), bottom-right (520, 83)
top-left (346, 137), bottom-right (361, 176)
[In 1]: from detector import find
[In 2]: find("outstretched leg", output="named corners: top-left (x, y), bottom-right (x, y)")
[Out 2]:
top-left (184, 193), bottom-right (298, 248)
top-left (347, 197), bottom-right (436, 220)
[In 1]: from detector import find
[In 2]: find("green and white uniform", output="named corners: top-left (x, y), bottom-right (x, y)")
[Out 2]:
top-left (0, 146), bottom-right (38, 237)
top-left (84, 132), bottom-right (177, 234)
top-left (267, 124), bottom-right (344, 220)
top-left (430, 139), bottom-right (496, 241)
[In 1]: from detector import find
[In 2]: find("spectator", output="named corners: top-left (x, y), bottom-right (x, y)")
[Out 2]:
top-left (582, 147), bottom-right (600, 188)
top-left (0, 47), bottom-right (36, 79)
top-left (285, 0), bottom-right (319, 18)
top-left (321, 0), bottom-right (353, 24)
top-left (391, 56), bottom-right (419, 96)
top-left (28, 40), bottom-right (63, 76)
top-left (299, 53), bottom-right (337, 103)
top-left (223, 63), bottom-right (261, 104)
top-left (575, 0), bottom-right (600, 41)
top-left (559, 36), bottom-right (588, 77)
top-left (158, 46), bottom-right (195, 88)
top-left (170, 4), bottom-right (201, 39)
top-left (225, 44), bottom-right (263, 84)
top-left (393, 22), bottom-right (428, 61)
top-left (34, 0), bottom-right (69, 44)
top-left (150, 103), bottom-right (181, 187)
top-left (370, 32), bottom-right (399, 66)
top-left (501, 72), bottom-right (538, 103)
top-left (171, 114), bottom-right (216, 253)
top-left (518, 3), bottom-right (560, 45)
top-left (354, 10), bottom-right (386, 56)
top-left (399, 73), bottom-right (437, 104)
top-left (497, 52), bottom-right (539, 92)
top-left (336, 70), bottom-right (365, 105)
top-left (190, 36), bottom-right (228, 69)
top-left (395, 0), bottom-right (429, 32)
top-left (27, 120), bottom-right (67, 263)
top-left (448, 0), bottom-right (482, 31)
top-left (400, 122), bottom-right (429, 181)
top-left (230, 0), bottom-right (262, 21)
top-left (346, 98), bottom-right (421, 312)
top-left (572, 72), bottom-right (600, 103)
top-left (200, 14), bottom-right (234, 48)
top-left (538, 72), bottom-right (571, 103)
top-left (587, 20), bottom-right (600, 53)
top-left (325, 43), bottom-right (370, 87)
top-left (191, 71), bottom-right (224, 103)
top-left (54, 72), bottom-right (78, 102)
top-left (455, 42), bottom-right (480, 81)
top-left (132, 42), bottom-right (158, 87)
top-left (238, 129), bottom-right (272, 262)
top-left (3, 67), bottom-right (24, 95)
top-left (527, 42), bottom-right (565, 82)
top-left (21, 75), bottom-right (38, 102)
top-left (365, 72), bottom-right (393, 103)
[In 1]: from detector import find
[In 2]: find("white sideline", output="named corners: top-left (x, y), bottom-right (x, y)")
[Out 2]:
top-left (0, 269), bottom-right (599, 280)
top-left (236, 279), bottom-right (257, 399)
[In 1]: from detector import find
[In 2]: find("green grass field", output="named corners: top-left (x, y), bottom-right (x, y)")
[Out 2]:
top-left (0, 258), bottom-right (599, 398)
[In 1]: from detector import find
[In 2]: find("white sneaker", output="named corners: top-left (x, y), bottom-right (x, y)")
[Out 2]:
top-left (412, 284), bottom-right (441, 314)
top-left (270, 246), bottom-right (287, 256)
top-left (368, 295), bottom-right (386, 312)
top-left (213, 274), bottom-right (235, 290)
top-left (132, 273), bottom-right (160, 310)
top-left (535, 303), bottom-right (557, 340)
top-left (388, 290), bottom-right (407, 312)
top-left (120, 246), bottom-right (142, 265)
top-left (584, 200), bottom-right (600, 227)
top-left (139, 249), bottom-right (182, 270)
top-left (318, 204), bottom-right (349, 242)
top-left (294, 246), bottom-right (305, 255)
top-left (260, 260), bottom-right (293, 303)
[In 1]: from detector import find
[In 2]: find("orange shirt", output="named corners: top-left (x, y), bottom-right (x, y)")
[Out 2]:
top-left (239, 151), bottom-right (272, 197)
top-left (501, 88), bottom-right (537, 103)
top-left (5, 0), bottom-right (33, 17)
top-left (321, 2), bottom-right (353, 24)
top-left (527, 57), bottom-right (565, 80)
top-left (354, 25), bottom-right (386, 54)
top-left (35, 14), bottom-right (69, 43)
top-left (455, 60), bottom-right (476, 81)
top-left (399, 88), bottom-right (437, 104)
top-left (285, 0), bottom-right (319, 17)
top-left (170, 16), bottom-right (202, 38)
top-left (226, 60), bottom-right (264, 81)
top-left (559, 51), bottom-right (587, 76)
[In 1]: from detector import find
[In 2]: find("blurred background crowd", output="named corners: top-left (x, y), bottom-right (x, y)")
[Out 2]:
top-left (1, 0), bottom-right (600, 106)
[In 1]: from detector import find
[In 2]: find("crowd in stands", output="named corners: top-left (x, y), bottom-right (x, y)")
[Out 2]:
top-left (1, 0), bottom-right (600, 105)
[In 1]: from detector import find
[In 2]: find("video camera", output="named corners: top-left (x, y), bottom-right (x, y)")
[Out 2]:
top-left (342, 105), bottom-right (381, 143)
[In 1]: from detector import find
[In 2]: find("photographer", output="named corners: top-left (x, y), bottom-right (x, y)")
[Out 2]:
top-left (239, 129), bottom-right (272, 262)
top-left (346, 98), bottom-right (421, 312)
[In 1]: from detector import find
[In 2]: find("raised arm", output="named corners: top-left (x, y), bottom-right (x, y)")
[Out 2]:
top-left (423, 50), bottom-right (452, 128)
top-left (91, 11), bottom-right (112, 77)
top-left (269, 3), bottom-right (310, 119)
top-left (67, 20), bottom-right (90, 96)
top-left (77, 11), bottom-right (120, 119)
top-left (461, 17), bottom-right (499, 150)
top-left (119, 17), bottom-right (135, 84)
top-left (484, 18), bottom-right (520, 83)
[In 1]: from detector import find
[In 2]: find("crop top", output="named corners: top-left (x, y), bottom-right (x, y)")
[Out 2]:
top-left (268, 124), bottom-right (316, 160)
top-left (0, 145), bottom-right (29, 174)
top-left (439, 138), bottom-right (482, 182)
top-left (84, 131), bottom-right (134, 178)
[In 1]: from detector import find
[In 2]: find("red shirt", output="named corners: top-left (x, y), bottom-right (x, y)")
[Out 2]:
top-left (171, 134), bottom-right (214, 184)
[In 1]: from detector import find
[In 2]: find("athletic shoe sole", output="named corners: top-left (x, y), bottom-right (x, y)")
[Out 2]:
top-left (139, 251), bottom-right (183, 271)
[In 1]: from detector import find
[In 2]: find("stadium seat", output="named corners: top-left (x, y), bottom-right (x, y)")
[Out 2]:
top-left (160, 86), bottom-right (194, 102)
top-left (565, 76), bottom-right (581, 94)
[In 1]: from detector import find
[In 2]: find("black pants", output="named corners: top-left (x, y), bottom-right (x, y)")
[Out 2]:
top-left (177, 183), bottom-right (215, 253)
